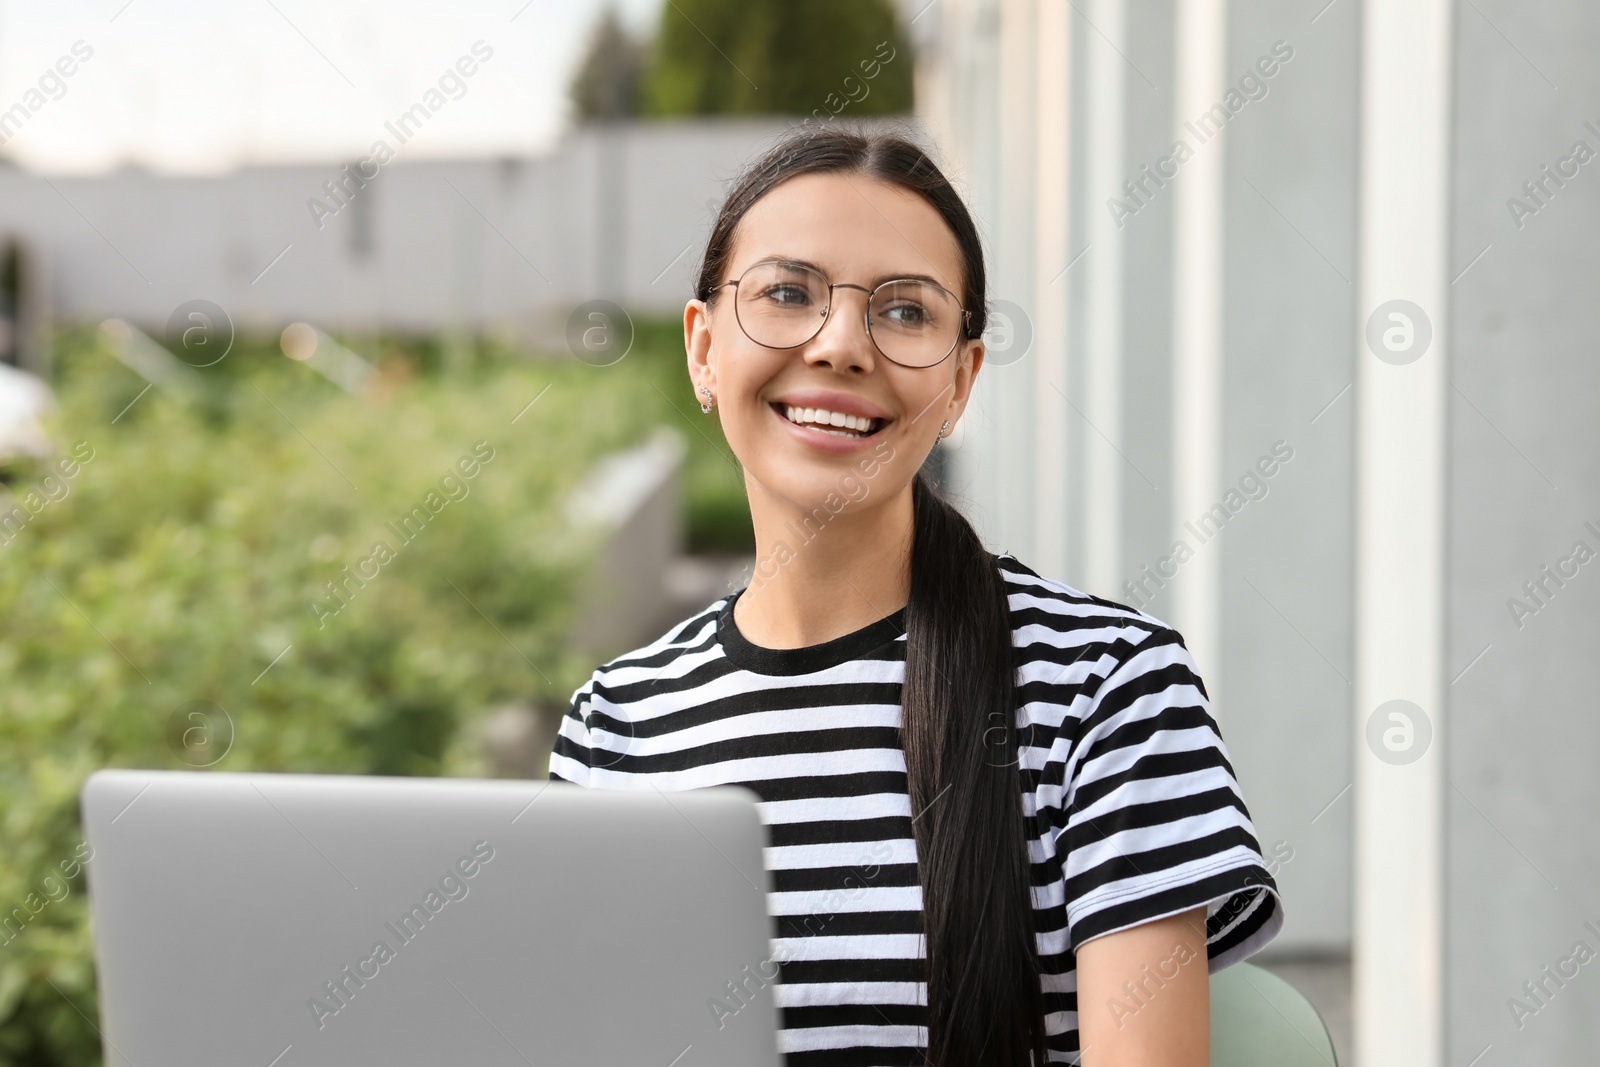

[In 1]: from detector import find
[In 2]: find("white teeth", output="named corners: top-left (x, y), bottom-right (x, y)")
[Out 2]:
top-left (782, 405), bottom-right (878, 435)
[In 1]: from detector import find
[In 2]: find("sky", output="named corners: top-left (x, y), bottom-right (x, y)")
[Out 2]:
top-left (0, 0), bottom-right (664, 173)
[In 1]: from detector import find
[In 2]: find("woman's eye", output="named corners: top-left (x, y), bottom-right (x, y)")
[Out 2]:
top-left (882, 302), bottom-right (930, 326)
top-left (762, 284), bottom-right (812, 306)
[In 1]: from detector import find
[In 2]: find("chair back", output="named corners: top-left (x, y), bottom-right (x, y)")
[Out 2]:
top-left (1210, 962), bottom-right (1339, 1066)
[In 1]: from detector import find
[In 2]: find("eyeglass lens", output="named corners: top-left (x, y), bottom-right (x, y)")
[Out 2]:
top-left (733, 260), bottom-right (960, 367)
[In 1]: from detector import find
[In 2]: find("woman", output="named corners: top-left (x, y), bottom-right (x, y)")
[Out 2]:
top-left (549, 125), bottom-right (1283, 1066)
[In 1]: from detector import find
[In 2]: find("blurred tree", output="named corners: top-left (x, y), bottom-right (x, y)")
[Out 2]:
top-left (638, 0), bottom-right (912, 118)
top-left (569, 6), bottom-right (648, 120)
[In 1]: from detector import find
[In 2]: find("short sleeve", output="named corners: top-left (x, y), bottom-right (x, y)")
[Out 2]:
top-left (1054, 626), bottom-right (1284, 971)
top-left (547, 675), bottom-right (597, 786)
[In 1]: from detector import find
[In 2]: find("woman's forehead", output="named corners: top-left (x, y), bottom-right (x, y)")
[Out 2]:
top-left (728, 171), bottom-right (965, 290)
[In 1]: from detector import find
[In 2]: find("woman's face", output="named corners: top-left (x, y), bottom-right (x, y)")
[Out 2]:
top-left (684, 171), bottom-right (984, 512)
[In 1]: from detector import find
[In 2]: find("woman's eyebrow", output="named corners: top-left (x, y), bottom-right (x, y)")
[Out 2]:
top-left (751, 254), bottom-right (952, 290)
top-left (751, 255), bottom-right (825, 275)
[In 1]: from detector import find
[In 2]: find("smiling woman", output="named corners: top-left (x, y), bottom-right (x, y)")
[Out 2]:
top-left (548, 125), bottom-right (1284, 1067)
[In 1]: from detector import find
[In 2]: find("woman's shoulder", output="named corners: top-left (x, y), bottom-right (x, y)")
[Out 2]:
top-left (993, 550), bottom-right (1184, 647)
top-left (991, 550), bottom-right (1209, 709)
top-left (571, 591), bottom-right (734, 696)
top-left (994, 551), bottom-right (1213, 739)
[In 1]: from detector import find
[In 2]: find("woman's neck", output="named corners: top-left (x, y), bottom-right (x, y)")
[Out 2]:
top-left (734, 480), bottom-right (915, 649)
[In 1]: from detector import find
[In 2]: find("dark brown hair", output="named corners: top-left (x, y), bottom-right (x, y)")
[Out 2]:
top-left (695, 124), bottom-right (1048, 1066)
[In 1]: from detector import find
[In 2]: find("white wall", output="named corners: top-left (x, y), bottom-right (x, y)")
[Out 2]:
top-left (1446, 1), bottom-right (1600, 1061)
top-left (921, 0), bottom-right (1358, 956)
top-left (0, 119), bottom-right (801, 339)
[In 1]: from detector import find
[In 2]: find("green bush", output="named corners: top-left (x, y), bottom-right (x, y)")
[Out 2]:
top-left (624, 318), bottom-right (754, 554)
top-left (0, 317), bottom-right (748, 1065)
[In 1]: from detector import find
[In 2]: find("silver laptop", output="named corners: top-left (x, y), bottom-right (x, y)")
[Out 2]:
top-left (80, 769), bottom-right (783, 1067)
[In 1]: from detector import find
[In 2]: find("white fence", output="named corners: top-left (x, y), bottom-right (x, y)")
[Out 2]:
top-left (0, 119), bottom-right (809, 345)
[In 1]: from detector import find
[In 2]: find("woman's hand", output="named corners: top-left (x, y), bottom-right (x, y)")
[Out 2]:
top-left (1075, 905), bottom-right (1210, 1067)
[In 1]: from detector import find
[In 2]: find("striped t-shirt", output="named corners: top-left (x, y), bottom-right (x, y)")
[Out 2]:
top-left (548, 551), bottom-right (1283, 1064)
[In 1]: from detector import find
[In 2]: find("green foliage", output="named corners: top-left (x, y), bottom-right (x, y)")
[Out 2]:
top-left (626, 318), bottom-right (753, 553)
top-left (0, 317), bottom-right (750, 1065)
top-left (639, 0), bottom-right (912, 119)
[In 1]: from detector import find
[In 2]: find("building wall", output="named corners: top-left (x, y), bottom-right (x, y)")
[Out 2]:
top-left (0, 120), bottom-right (804, 339)
top-left (1116, 0), bottom-right (1179, 625)
top-left (1446, 0), bottom-right (1600, 1060)
top-left (925, 0), bottom-right (1358, 954)
top-left (1215, 0), bottom-right (1359, 955)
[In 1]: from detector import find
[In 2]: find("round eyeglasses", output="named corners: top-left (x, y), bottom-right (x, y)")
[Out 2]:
top-left (714, 258), bottom-right (972, 369)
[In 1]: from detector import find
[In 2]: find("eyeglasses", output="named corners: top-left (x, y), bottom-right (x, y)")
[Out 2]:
top-left (714, 258), bottom-right (971, 369)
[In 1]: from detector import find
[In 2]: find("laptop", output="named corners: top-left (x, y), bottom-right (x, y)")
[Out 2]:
top-left (80, 769), bottom-right (784, 1067)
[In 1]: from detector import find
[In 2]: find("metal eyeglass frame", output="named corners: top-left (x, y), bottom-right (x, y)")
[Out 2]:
top-left (712, 259), bottom-right (974, 369)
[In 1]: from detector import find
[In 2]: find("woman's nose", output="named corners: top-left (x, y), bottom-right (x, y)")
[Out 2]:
top-left (803, 287), bottom-right (878, 373)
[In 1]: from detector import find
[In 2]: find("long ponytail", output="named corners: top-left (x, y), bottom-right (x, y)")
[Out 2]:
top-left (904, 468), bottom-right (1047, 1066)
top-left (695, 124), bottom-right (1047, 1066)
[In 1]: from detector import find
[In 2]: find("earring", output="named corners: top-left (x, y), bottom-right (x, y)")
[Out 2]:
top-left (936, 419), bottom-right (951, 441)
top-left (700, 386), bottom-right (714, 414)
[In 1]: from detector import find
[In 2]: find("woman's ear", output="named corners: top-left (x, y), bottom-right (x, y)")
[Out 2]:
top-left (944, 337), bottom-right (985, 429)
top-left (685, 298), bottom-right (714, 394)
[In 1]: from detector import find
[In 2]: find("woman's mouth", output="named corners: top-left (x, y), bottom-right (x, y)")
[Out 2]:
top-left (771, 403), bottom-right (887, 439)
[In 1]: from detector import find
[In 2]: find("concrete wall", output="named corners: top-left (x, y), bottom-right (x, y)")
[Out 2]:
top-left (921, 0), bottom-right (1358, 954)
top-left (1446, 1), bottom-right (1600, 1060)
top-left (1114, 0), bottom-right (1179, 618)
top-left (1215, 0), bottom-right (1359, 957)
top-left (0, 119), bottom-right (804, 340)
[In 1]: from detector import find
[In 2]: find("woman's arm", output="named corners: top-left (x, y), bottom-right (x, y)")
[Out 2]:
top-left (1074, 905), bottom-right (1210, 1067)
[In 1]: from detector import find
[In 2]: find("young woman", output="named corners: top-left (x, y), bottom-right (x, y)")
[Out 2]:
top-left (549, 125), bottom-right (1283, 1066)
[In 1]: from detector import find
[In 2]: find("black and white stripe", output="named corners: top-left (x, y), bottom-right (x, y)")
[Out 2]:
top-left (549, 552), bottom-right (1283, 1064)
